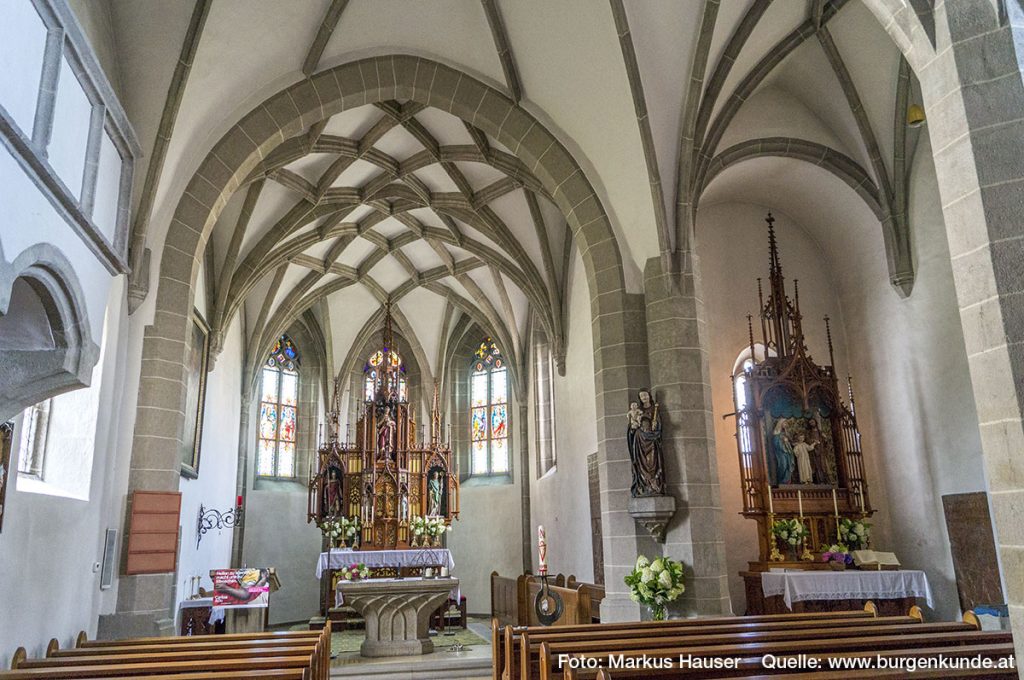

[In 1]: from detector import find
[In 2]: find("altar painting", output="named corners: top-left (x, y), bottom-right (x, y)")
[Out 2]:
top-left (763, 389), bottom-right (836, 487)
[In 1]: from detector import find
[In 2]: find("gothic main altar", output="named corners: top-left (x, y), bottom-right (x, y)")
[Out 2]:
top-left (307, 305), bottom-right (459, 550)
top-left (306, 306), bottom-right (461, 628)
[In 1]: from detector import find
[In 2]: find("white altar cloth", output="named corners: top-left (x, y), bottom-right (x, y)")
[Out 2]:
top-left (761, 569), bottom-right (933, 609)
top-left (315, 548), bottom-right (455, 579)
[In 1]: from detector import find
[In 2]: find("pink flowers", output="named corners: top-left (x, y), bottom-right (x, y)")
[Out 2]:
top-left (341, 562), bottom-right (370, 580)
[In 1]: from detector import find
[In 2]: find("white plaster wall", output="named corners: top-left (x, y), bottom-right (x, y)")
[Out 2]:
top-left (697, 143), bottom-right (986, 620)
top-left (0, 278), bottom-right (128, 666)
top-left (529, 252), bottom-right (598, 583)
top-left (822, 138), bottom-right (985, 620)
top-left (176, 313), bottom-right (244, 615)
top-left (699, 203), bottom-right (853, 612)
top-left (448, 393), bottom-right (525, 614)
top-left (241, 471), bottom-right (323, 625)
top-left (0, 145), bottom-right (111, 348)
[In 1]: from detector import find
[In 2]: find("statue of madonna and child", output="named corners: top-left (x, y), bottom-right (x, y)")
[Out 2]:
top-left (626, 388), bottom-right (666, 497)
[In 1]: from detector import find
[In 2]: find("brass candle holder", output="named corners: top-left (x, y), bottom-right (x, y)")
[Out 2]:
top-left (767, 512), bottom-right (785, 562)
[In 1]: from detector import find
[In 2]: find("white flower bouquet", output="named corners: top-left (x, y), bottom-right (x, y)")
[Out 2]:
top-left (838, 517), bottom-right (871, 549)
top-left (771, 518), bottom-right (809, 549)
top-left (320, 516), bottom-right (361, 546)
top-left (426, 516), bottom-right (451, 537)
top-left (624, 555), bottom-right (685, 621)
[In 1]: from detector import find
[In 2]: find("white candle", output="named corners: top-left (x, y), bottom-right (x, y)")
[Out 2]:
top-left (767, 488), bottom-right (774, 514)
top-left (537, 525), bottom-right (548, 575)
top-left (798, 490), bottom-right (803, 518)
top-left (858, 488), bottom-right (865, 513)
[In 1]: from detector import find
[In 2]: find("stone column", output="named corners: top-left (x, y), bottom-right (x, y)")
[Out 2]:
top-left (595, 290), bottom-right (652, 622)
top-left (913, 0), bottom-right (1024, 664)
top-left (642, 255), bottom-right (731, 616)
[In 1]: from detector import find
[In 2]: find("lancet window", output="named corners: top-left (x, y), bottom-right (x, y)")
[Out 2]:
top-left (470, 338), bottom-right (509, 475)
top-left (257, 336), bottom-right (300, 478)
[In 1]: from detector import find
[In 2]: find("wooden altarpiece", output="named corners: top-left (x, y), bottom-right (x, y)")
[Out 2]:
top-left (308, 306), bottom-right (459, 550)
top-left (729, 214), bottom-right (874, 567)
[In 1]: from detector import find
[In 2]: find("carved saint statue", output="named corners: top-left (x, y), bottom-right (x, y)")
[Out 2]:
top-left (323, 466), bottom-right (343, 517)
top-left (770, 417), bottom-right (795, 485)
top-left (626, 388), bottom-right (665, 497)
top-left (376, 406), bottom-right (396, 459)
top-left (428, 471), bottom-right (443, 516)
top-left (400, 484), bottom-right (409, 522)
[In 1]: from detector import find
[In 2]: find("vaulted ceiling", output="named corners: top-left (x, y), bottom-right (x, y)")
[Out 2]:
top-left (88, 0), bottom-right (912, 389)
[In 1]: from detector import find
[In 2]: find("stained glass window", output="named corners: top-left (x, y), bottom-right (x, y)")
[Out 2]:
top-left (469, 338), bottom-right (510, 475)
top-left (257, 335), bottom-right (300, 477)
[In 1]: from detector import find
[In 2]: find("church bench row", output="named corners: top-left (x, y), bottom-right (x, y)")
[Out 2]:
top-left (491, 572), bottom-right (605, 628)
top-left (492, 605), bottom-right (884, 680)
top-left (588, 664), bottom-right (1018, 680)
top-left (563, 643), bottom-right (1016, 680)
top-left (541, 628), bottom-right (1013, 680)
top-left (0, 623), bottom-right (330, 680)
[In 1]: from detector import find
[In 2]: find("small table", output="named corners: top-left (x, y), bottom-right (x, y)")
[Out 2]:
top-left (758, 569), bottom-right (933, 613)
top-left (177, 598), bottom-right (226, 636)
top-left (338, 577), bottom-right (459, 657)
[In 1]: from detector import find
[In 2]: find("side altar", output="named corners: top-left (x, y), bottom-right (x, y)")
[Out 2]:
top-left (729, 215), bottom-right (923, 615)
top-left (307, 304), bottom-right (460, 621)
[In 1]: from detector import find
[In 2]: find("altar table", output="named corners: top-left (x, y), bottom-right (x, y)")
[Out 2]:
top-left (316, 547), bottom-right (454, 578)
top-left (316, 548), bottom-right (456, 615)
top-left (337, 577), bottom-right (459, 656)
top-left (760, 569), bottom-right (933, 610)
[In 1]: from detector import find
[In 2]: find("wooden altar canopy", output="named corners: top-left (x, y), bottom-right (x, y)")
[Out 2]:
top-left (728, 214), bottom-right (875, 562)
top-left (307, 303), bottom-right (459, 550)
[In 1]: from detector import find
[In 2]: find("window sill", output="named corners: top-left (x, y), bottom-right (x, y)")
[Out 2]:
top-left (16, 474), bottom-right (88, 501)
top-left (462, 474), bottom-right (514, 488)
top-left (538, 464), bottom-right (558, 481)
top-left (253, 477), bottom-right (307, 492)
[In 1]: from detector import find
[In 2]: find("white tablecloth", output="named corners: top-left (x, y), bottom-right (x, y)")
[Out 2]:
top-left (761, 569), bottom-right (933, 609)
top-left (315, 548), bottom-right (455, 579)
top-left (179, 597), bottom-right (226, 625)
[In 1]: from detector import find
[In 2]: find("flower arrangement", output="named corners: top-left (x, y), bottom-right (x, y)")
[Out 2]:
top-left (838, 517), bottom-right (871, 549)
top-left (771, 518), bottom-right (809, 549)
top-left (624, 555), bottom-right (685, 621)
top-left (320, 516), bottom-right (361, 547)
top-left (339, 562), bottom-right (370, 581)
top-left (821, 544), bottom-right (854, 568)
top-left (426, 516), bottom-right (451, 537)
top-left (410, 515), bottom-right (427, 538)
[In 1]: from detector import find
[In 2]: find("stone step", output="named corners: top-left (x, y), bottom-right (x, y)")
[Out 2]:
top-left (330, 649), bottom-right (491, 679)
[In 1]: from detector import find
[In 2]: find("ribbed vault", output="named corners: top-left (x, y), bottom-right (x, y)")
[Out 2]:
top-left (206, 94), bottom-right (573, 399)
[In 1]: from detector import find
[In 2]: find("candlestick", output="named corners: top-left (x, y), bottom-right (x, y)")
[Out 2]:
top-left (832, 488), bottom-right (841, 537)
top-left (798, 490), bottom-right (803, 518)
top-left (537, 525), bottom-right (548, 575)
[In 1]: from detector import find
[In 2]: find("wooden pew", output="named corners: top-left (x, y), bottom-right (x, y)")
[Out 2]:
top-left (495, 606), bottom-right (880, 680)
top-left (541, 629), bottom-right (1014, 680)
top-left (492, 572), bottom-right (600, 630)
top-left (75, 630), bottom-right (320, 648)
top-left (2, 621), bottom-right (331, 680)
top-left (562, 642), bottom-right (1016, 679)
top-left (592, 667), bottom-right (1017, 680)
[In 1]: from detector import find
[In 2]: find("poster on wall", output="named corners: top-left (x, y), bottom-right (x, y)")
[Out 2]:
top-left (0, 422), bottom-right (13, 534)
top-left (180, 308), bottom-right (210, 479)
top-left (211, 568), bottom-right (270, 608)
